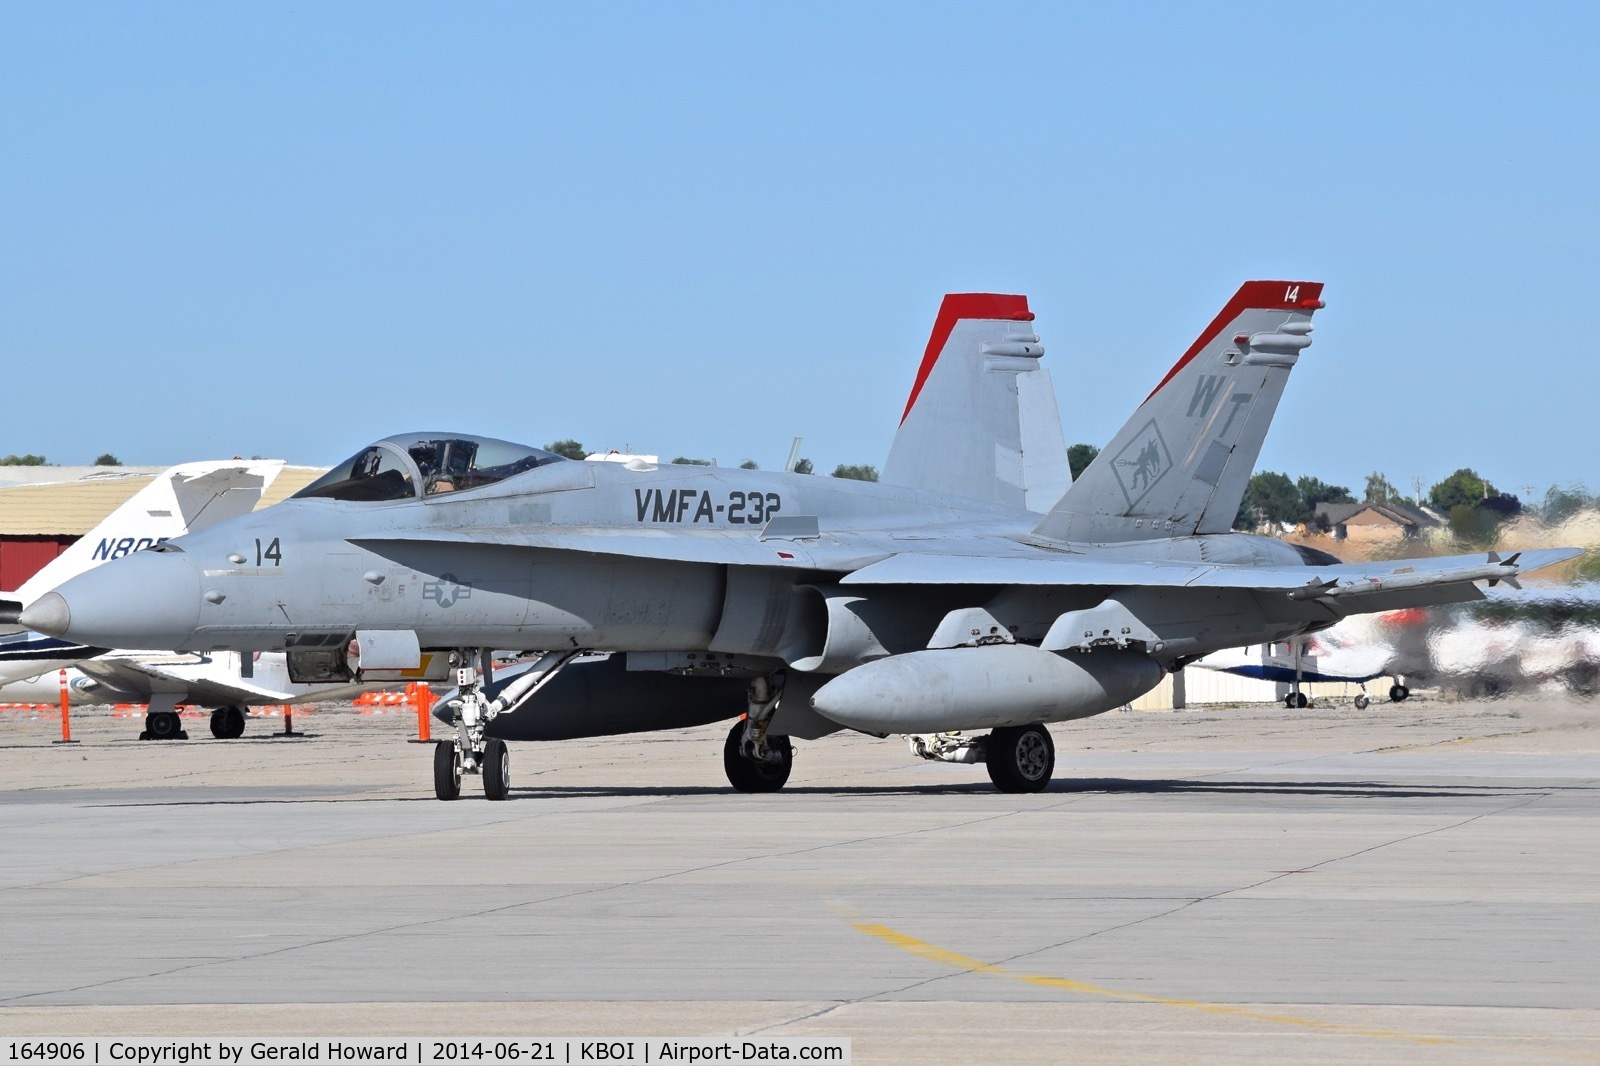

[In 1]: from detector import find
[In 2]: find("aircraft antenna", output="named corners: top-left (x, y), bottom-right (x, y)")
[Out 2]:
top-left (784, 437), bottom-right (803, 473)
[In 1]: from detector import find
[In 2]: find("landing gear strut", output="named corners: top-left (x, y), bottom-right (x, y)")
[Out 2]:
top-left (435, 649), bottom-right (582, 800)
top-left (1285, 640), bottom-right (1310, 709)
top-left (723, 674), bottom-right (793, 792)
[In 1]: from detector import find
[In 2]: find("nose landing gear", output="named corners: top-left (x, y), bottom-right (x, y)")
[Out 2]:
top-left (433, 649), bottom-right (583, 800)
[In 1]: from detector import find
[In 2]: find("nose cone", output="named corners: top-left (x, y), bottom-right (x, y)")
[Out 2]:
top-left (20, 551), bottom-right (202, 649)
top-left (17, 592), bottom-right (70, 635)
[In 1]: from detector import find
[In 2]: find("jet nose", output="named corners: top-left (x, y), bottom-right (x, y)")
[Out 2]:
top-left (18, 592), bottom-right (70, 635)
top-left (20, 550), bottom-right (202, 648)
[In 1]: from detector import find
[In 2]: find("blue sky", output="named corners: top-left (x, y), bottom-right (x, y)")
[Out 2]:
top-left (3, 3), bottom-right (1596, 500)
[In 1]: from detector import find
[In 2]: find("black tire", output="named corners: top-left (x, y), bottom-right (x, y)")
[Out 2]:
top-left (146, 711), bottom-right (182, 741)
top-left (433, 742), bottom-right (461, 801)
top-left (985, 723), bottom-right (1055, 793)
top-left (1390, 683), bottom-right (1410, 703)
top-left (1354, 694), bottom-right (1370, 710)
top-left (216, 705), bottom-right (246, 739)
top-left (723, 721), bottom-right (792, 793)
top-left (1294, 692), bottom-right (1309, 709)
top-left (209, 709), bottom-right (228, 739)
top-left (483, 739), bottom-right (511, 800)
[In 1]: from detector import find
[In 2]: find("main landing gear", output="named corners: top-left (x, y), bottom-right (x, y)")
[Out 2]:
top-left (985, 723), bottom-right (1055, 793)
top-left (908, 723), bottom-right (1058, 793)
top-left (209, 705), bottom-right (247, 739)
top-left (723, 674), bottom-right (793, 792)
top-left (140, 694), bottom-right (187, 741)
top-left (434, 650), bottom-right (582, 801)
top-left (142, 711), bottom-right (186, 740)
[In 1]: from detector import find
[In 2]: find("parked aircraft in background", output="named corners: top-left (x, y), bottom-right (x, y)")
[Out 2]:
top-left (1193, 630), bottom-right (1403, 709)
top-left (0, 650), bottom-right (378, 739)
top-left (23, 282), bottom-right (1579, 798)
top-left (0, 460), bottom-right (395, 739)
top-left (0, 460), bottom-right (284, 685)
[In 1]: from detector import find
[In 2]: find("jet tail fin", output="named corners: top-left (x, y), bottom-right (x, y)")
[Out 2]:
top-left (8, 460), bottom-right (285, 608)
top-left (881, 294), bottom-right (1071, 512)
top-left (1033, 281), bottom-right (1324, 543)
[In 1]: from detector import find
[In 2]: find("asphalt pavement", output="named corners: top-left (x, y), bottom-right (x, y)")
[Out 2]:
top-left (0, 695), bottom-right (1594, 1065)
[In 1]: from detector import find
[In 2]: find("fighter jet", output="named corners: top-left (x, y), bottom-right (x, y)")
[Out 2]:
top-left (22, 282), bottom-right (1579, 798)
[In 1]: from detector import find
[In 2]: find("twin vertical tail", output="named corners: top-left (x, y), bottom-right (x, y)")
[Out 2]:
top-left (1034, 281), bottom-right (1325, 543)
top-left (881, 294), bottom-right (1071, 512)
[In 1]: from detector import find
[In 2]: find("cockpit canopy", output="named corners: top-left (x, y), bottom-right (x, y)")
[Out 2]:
top-left (293, 433), bottom-right (567, 502)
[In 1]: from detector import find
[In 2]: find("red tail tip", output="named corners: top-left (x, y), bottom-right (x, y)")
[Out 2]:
top-left (900, 293), bottom-right (1034, 425)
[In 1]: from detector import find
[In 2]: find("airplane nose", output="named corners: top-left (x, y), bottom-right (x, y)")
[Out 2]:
top-left (18, 592), bottom-right (70, 635)
top-left (19, 550), bottom-right (202, 648)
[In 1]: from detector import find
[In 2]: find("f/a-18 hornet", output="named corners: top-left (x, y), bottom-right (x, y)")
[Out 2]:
top-left (22, 282), bottom-right (1576, 798)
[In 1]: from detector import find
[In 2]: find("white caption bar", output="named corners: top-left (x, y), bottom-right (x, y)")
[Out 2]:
top-left (1, 1040), bottom-right (850, 1066)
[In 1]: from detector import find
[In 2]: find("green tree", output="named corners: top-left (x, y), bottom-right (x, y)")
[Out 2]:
top-left (832, 463), bottom-right (879, 482)
top-left (1541, 484), bottom-right (1591, 525)
top-left (1296, 476), bottom-right (1354, 513)
top-left (1429, 468), bottom-right (1491, 512)
top-left (739, 459), bottom-right (759, 470)
top-left (1235, 471), bottom-right (1308, 529)
top-left (544, 439), bottom-right (586, 460)
top-left (1067, 443), bottom-right (1100, 480)
top-left (1364, 471), bottom-right (1404, 504)
top-left (0, 454), bottom-right (47, 466)
top-left (792, 458), bottom-right (814, 475)
top-left (1448, 503), bottom-right (1498, 546)
top-left (93, 452), bottom-right (122, 466)
top-left (672, 457), bottom-right (712, 466)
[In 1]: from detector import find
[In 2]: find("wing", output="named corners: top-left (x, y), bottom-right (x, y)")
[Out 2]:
top-left (841, 547), bottom-right (1581, 601)
top-left (75, 656), bottom-right (297, 706)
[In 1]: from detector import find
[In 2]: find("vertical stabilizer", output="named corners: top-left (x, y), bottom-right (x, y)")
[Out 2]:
top-left (9, 460), bottom-right (284, 606)
top-left (1033, 281), bottom-right (1324, 543)
top-left (882, 294), bottom-right (1071, 512)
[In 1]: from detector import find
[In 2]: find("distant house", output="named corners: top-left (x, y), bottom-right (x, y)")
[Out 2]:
top-left (1315, 501), bottom-right (1442, 543)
